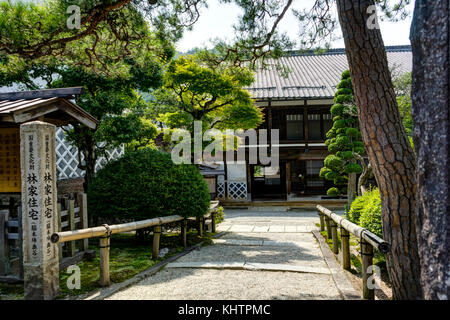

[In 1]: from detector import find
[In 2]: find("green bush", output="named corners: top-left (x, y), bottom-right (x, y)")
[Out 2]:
top-left (359, 189), bottom-right (383, 237)
top-left (88, 148), bottom-right (211, 221)
top-left (348, 188), bottom-right (383, 238)
top-left (327, 187), bottom-right (340, 196)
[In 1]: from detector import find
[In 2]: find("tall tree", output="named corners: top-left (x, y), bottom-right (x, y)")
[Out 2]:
top-left (410, 0), bottom-right (449, 300)
top-left (0, 7), bottom-right (170, 192)
top-left (336, 0), bottom-right (422, 299)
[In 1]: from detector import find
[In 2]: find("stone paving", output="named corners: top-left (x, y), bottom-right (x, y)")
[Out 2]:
top-left (106, 208), bottom-right (345, 300)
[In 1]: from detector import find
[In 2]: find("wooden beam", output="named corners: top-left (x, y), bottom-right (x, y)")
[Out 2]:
top-left (12, 104), bottom-right (59, 123)
top-left (0, 87), bottom-right (83, 101)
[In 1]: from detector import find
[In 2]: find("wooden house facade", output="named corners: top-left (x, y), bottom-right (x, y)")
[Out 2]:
top-left (220, 45), bottom-right (412, 202)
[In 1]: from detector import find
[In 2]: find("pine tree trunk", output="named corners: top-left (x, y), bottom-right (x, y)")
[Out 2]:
top-left (410, 0), bottom-right (449, 300)
top-left (336, 0), bottom-right (422, 299)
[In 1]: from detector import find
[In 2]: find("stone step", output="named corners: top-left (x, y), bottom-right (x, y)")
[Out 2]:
top-left (216, 224), bottom-right (316, 233)
top-left (165, 261), bottom-right (331, 275)
top-left (212, 239), bottom-right (316, 248)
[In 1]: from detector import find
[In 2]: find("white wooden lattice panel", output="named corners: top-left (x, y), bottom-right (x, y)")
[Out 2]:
top-left (217, 182), bottom-right (225, 199)
top-left (56, 128), bottom-right (124, 180)
top-left (227, 181), bottom-right (248, 200)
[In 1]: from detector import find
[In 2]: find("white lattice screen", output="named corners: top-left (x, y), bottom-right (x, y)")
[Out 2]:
top-left (56, 128), bottom-right (124, 180)
top-left (217, 180), bottom-right (247, 200)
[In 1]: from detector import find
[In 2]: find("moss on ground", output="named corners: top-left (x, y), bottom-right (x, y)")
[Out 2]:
top-left (0, 230), bottom-right (214, 300)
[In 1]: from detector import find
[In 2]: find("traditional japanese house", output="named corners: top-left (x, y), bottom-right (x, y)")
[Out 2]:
top-left (218, 45), bottom-right (412, 203)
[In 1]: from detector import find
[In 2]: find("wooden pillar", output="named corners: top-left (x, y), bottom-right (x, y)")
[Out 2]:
top-left (57, 203), bottom-right (63, 261)
top-left (325, 216), bottom-right (332, 239)
top-left (318, 212), bottom-right (325, 232)
top-left (0, 210), bottom-right (9, 275)
top-left (17, 206), bottom-right (24, 279)
top-left (77, 193), bottom-right (88, 251)
top-left (286, 162), bottom-right (291, 196)
top-left (268, 99), bottom-right (272, 146)
top-left (331, 220), bottom-right (339, 254)
top-left (152, 225), bottom-right (161, 259)
top-left (304, 101), bottom-right (309, 149)
top-left (246, 163), bottom-right (252, 200)
top-left (341, 227), bottom-right (351, 270)
top-left (99, 236), bottom-right (110, 287)
top-left (67, 199), bottom-right (75, 257)
top-left (223, 154), bottom-right (228, 199)
top-left (180, 219), bottom-right (187, 248)
top-left (361, 240), bottom-right (374, 300)
top-left (211, 212), bottom-right (216, 233)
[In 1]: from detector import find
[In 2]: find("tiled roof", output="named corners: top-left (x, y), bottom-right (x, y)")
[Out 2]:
top-left (0, 88), bottom-right (98, 129)
top-left (248, 45), bottom-right (412, 100)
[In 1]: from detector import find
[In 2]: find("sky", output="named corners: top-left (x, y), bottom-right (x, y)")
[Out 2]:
top-left (176, 0), bottom-right (415, 53)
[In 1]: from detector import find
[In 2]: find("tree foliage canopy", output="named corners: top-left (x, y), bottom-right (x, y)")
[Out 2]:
top-left (159, 55), bottom-right (262, 132)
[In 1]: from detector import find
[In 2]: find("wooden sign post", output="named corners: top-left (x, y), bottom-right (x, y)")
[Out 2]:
top-left (20, 121), bottom-right (59, 300)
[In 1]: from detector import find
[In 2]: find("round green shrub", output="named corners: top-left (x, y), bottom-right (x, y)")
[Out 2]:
top-left (87, 148), bottom-right (211, 221)
top-left (339, 150), bottom-right (354, 160)
top-left (319, 167), bottom-right (331, 178)
top-left (327, 187), bottom-right (340, 196)
top-left (330, 103), bottom-right (344, 116)
top-left (345, 127), bottom-right (359, 137)
top-left (347, 194), bottom-right (366, 224)
top-left (337, 78), bottom-right (352, 90)
top-left (324, 155), bottom-right (343, 170)
top-left (326, 129), bottom-right (336, 139)
top-left (344, 163), bottom-right (363, 174)
top-left (325, 171), bottom-right (338, 181)
top-left (335, 88), bottom-right (353, 96)
top-left (359, 189), bottom-right (383, 238)
top-left (334, 94), bottom-right (354, 104)
top-left (352, 141), bottom-right (365, 149)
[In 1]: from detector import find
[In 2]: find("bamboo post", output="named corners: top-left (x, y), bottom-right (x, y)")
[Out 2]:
top-left (331, 220), bottom-right (339, 254)
top-left (319, 212), bottom-right (325, 232)
top-left (99, 235), bottom-right (110, 287)
top-left (0, 210), bottom-right (9, 276)
top-left (67, 199), bottom-right (76, 257)
top-left (361, 240), bottom-right (374, 300)
top-left (78, 193), bottom-right (89, 251)
top-left (325, 216), bottom-right (332, 239)
top-left (198, 217), bottom-right (203, 237)
top-left (211, 212), bottom-right (216, 233)
top-left (152, 225), bottom-right (161, 259)
top-left (180, 219), bottom-right (187, 248)
top-left (341, 227), bottom-right (351, 270)
top-left (17, 206), bottom-right (24, 279)
top-left (57, 203), bottom-right (63, 261)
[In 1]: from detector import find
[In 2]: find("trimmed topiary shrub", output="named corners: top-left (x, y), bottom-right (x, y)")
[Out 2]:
top-left (320, 70), bottom-right (364, 206)
top-left (87, 148), bottom-right (211, 221)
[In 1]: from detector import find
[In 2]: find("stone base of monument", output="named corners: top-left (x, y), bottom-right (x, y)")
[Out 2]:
top-left (23, 258), bottom-right (59, 300)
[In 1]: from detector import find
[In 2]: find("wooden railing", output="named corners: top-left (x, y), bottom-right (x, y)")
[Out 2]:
top-left (51, 201), bottom-right (219, 287)
top-left (0, 193), bottom-right (89, 282)
top-left (316, 205), bottom-right (390, 300)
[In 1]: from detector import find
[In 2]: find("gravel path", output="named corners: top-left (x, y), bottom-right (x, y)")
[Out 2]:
top-left (106, 208), bottom-right (343, 300)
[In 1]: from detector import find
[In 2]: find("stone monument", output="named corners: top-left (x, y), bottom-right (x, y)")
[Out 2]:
top-left (20, 121), bottom-right (59, 300)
